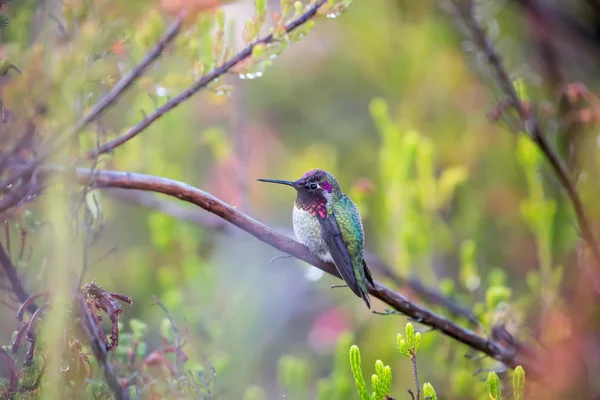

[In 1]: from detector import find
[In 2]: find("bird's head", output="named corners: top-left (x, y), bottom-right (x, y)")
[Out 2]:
top-left (258, 169), bottom-right (342, 211)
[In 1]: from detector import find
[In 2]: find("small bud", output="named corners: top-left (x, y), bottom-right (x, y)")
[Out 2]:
top-left (414, 332), bottom-right (421, 353)
top-left (293, 1), bottom-right (303, 16)
top-left (252, 43), bottom-right (267, 58)
top-left (486, 286), bottom-right (512, 311)
top-left (397, 335), bottom-right (409, 357)
top-left (513, 366), bottom-right (525, 400)
top-left (486, 371), bottom-right (502, 400)
top-left (349, 345), bottom-right (369, 400)
top-left (405, 323), bottom-right (416, 350)
top-left (255, 0), bottom-right (267, 15)
top-left (422, 382), bottom-right (437, 400)
top-left (371, 374), bottom-right (380, 394)
top-left (381, 365), bottom-right (392, 396)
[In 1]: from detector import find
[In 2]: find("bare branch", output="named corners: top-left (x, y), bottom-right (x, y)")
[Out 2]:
top-left (85, 0), bottom-right (329, 158)
top-left (68, 167), bottom-right (536, 373)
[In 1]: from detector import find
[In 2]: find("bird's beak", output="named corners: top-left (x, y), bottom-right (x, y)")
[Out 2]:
top-left (257, 178), bottom-right (297, 188)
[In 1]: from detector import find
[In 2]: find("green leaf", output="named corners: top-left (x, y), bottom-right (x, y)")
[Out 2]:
top-left (405, 323), bottom-right (416, 350)
top-left (514, 78), bottom-right (529, 101)
top-left (381, 365), bottom-right (392, 396)
top-left (255, 0), bottom-right (267, 16)
top-left (396, 335), bottom-right (409, 357)
top-left (516, 135), bottom-right (541, 169)
top-left (485, 286), bottom-right (512, 311)
top-left (422, 382), bottom-right (437, 400)
top-left (414, 332), bottom-right (421, 353)
top-left (487, 371), bottom-right (502, 400)
top-left (513, 366), bottom-right (525, 400)
top-left (371, 374), bottom-right (381, 399)
top-left (437, 166), bottom-right (468, 208)
top-left (349, 345), bottom-right (369, 400)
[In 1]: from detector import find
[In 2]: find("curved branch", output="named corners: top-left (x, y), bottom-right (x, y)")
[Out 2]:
top-left (71, 167), bottom-right (535, 373)
top-left (86, 0), bottom-right (329, 158)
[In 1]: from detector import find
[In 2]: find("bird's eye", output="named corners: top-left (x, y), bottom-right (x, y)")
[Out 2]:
top-left (309, 183), bottom-right (318, 190)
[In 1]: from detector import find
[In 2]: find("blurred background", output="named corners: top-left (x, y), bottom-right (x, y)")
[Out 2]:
top-left (2, 0), bottom-right (600, 398)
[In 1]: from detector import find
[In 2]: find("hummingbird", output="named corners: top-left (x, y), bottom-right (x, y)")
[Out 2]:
top-left (258, 169), bottom-right (375, 308)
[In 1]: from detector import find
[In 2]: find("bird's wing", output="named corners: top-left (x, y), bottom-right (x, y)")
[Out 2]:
top-left (318, 212), bottom-right (362, 298)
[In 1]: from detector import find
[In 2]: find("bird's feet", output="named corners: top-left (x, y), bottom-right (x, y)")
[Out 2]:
top-left (330, 284), bottom-right (348, 289)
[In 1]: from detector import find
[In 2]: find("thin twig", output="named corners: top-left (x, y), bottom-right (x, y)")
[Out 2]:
top-left (0, 242), bottom-right (37, 314)
top-left (410, 351), bottom-right (420, 400)
top-left (455, 0), bottom-right (600, 290)
top-left (66, 167), bottom-right (536, 373)
top-left (153, 295), bottom-right (183, 376)
top-left (0, 347), bottom-right (17, 394)
top-left (85, 0), bottom-right (328, 158)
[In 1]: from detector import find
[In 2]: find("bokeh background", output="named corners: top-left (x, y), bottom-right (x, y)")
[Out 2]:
top-left (2, 0), bottom-right (600, 398)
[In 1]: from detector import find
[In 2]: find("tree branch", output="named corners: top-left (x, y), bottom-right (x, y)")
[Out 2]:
top-left (106, 187), bottom-right (477, 322)
top-left (454, 0), bottom-right (600, 287)
top-left (69, 167), bottom-right (535, 373)
top-left (85, 0), bottom-right (328, 158)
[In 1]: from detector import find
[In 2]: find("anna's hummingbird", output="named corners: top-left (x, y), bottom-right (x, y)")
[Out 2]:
top-left (258, 169), bottom-right (375, 308)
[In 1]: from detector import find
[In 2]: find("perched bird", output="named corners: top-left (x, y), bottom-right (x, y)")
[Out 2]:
top-left (258, 169), bottom-right (374, 308)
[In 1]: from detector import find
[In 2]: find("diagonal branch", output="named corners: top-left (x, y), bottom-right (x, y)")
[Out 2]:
top-left (106, 188), bottom-right (477, 322)
top-left (69, 167), bottom-right (535, 373)
top-left (454, 0), bottom-right (600, 285)
top-left (86, 0), bottom-right (329, 158)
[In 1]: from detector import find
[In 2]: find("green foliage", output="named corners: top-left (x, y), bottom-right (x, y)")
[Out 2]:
top-left (370, 97), bottom-right (468, 273)
top-left (485, 286), bottom-right (512, 311)
top-left (422, 382), bottom-right (438, 400)
top-left (316, 332), bottom-right (353, 400)
top-left (487, 371), bottom-right (502, 400)
top-left (370, 360), bottom-right (392, 400)
top-left (278, 356), bottom-right (309, 399)
top-left (243, 385), bottom-right (267, 400)
top-left (513, 366), bottom-right (526, 400)
top-left (516, 134), bottom-right (560, 303)
top-left (349, 345), bottom-right (369, 400)
top-left (397, 322), bottom-right (420, 357)
top-left (460, 239), bottom-right (479, 292)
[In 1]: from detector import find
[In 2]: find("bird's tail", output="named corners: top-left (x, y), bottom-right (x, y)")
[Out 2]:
top-left (361, 259), bottom-right (375, 309)
top-left (361, 290), bottom-right (372, 309)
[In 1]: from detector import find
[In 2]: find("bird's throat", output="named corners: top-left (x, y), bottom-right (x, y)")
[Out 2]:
top-left (295, 197), bottom-right (328, 219)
